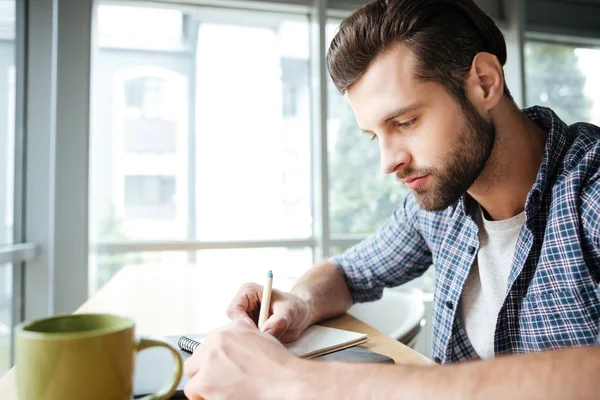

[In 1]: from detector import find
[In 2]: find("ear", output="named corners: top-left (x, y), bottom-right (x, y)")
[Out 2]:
top-left (465, 52), bottom-right (504, 112)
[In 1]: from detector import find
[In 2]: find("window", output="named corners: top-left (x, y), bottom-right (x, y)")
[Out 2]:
top-left (124, 175), bottom-right (176, 219)
top-left (97, 5), bottom-right (185, 50)
top-left (90, 46), bottom-right (189, 244)
top-left (0, 263), bottom-right (11, 376)
top-left (89, 248), bottom-right (312, 295)
top-left (326, 22), bottom-right (408, 236)
top-left (282, 83), bottom-right (298, 117)
top-left (124, 77), bottom-right (167, 120)
top-left (1, 30), bottom-right (14, 248)
top-left (1, 66), bottom-right (14, 247)
top-left (121, 76), bottom-right (180, 154)
top-left (281, 58), bottom-right (308, 117)
top-left (194, 19), bottom-right (311, 241)
top-left (525, 41), bottom-right (600, 125)
top-left (124, 119), bottom-right (177, 154)
top-left (90, 4), bottom-right (312, 293)
top-left (0, 0), bottom-right (18, 376)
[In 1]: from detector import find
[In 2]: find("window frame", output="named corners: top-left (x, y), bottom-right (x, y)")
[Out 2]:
top-left (87, 0), bottom-right (526, 263)
top-left (18, 0), bottom-right (600, 372)
top-left (86, 0), bottom-right (526, 282)
top-left (0, 0), bottom-right (39, 371)
top-left (20, 0), bottom-right (529, 351)
top-left (524, 32), bottom-right (600, 124)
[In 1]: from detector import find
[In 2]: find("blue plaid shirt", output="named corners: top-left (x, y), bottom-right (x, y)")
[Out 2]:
top-left (333, 107), bottom-right (600, 364)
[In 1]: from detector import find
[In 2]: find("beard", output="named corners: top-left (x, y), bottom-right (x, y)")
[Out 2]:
top-left (397, 101), bottom-right (496, 212)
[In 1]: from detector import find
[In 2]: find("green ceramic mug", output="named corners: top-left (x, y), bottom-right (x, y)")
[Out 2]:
top-left (14, 313), bottom-right (183, 400)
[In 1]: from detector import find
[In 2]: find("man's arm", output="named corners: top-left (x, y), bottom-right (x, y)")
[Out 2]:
top-left (299, 346), bottom-right (600, 399)
top-left (290, 194), bottom-right (432, 327)
top-left (290, 260), bottom-right (353, 326)
top-left (319, 194), bottom-right (433, 305)
top-left (183, 319), bottom-right (600, 400)
top-left (227, 195), bottom-right (432, 340)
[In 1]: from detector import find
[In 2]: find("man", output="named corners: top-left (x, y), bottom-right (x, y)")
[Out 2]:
top-left (183, 0), bottom-right (600, 398)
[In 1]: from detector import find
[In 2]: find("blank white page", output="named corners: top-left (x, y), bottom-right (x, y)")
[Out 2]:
top-left (284, 325), bottom-right (368, 358)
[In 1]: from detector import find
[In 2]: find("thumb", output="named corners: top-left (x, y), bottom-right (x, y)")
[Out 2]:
top-left (261, 314), bottom-right (290, 339)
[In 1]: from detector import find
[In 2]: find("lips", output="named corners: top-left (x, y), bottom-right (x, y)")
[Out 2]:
top-left (399, 175), bottom-right (429, 189)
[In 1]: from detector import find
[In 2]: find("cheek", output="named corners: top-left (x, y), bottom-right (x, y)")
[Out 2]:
top-left (409, 120), bottom-right (455, 167)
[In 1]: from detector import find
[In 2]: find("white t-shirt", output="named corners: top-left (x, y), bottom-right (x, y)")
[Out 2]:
top-left (460, 205), bottom-right (525, 359)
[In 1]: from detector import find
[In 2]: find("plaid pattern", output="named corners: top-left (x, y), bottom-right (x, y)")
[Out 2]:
top-left (333, 107), bottom-right (600, 363)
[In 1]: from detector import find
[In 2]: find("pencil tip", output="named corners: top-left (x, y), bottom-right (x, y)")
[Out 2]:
top-left (267, 270), bottom-right (273, 278)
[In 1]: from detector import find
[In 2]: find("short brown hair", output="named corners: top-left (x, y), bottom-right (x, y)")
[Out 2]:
top-left (327, 0), bottom-right (511, 105)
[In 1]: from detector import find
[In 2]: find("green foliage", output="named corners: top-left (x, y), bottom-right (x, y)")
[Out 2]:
top-left (329, 101), bottom-right (408, 235)
top-left (525, 42), bottom-right (591, 124)
top-left (95, 205), bottom-right (141, 289)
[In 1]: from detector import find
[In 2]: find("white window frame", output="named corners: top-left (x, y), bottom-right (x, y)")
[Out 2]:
top-left (22, 0), bottom-right (527, 323)
top-left (2, 0), bottom-right (40, 368)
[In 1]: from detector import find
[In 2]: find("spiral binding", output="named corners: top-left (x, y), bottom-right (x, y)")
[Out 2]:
top-left (178, 335), bottom-right (201, 353)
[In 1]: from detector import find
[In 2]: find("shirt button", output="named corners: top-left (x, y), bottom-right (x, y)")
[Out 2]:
top-left (468, 245), bottom-right (476, 254)
top-left (445, 300), bottom-right (454, 310)
top-left (434, 356), bottom-right (442, 364)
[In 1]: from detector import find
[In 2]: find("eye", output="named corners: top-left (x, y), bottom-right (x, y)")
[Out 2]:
top-left (396, 118), bottom-right (416, 129)
top-left (369, 133), bottom-right (378, 141)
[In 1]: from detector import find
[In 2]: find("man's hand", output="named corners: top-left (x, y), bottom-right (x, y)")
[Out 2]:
top-left (183, 319), bottom-right (306, 400)
top-left (226, 282), bottom-right (312, 343)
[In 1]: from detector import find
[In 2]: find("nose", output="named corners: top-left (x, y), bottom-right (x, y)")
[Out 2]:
top-left (380, 140), bottom-right (411, 175)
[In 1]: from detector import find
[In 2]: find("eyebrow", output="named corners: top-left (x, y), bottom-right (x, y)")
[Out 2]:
top-left (359, 102), bottom-right (423, 134)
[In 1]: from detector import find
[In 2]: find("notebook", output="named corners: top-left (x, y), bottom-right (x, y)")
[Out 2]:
top-left (134, 326), bottom-right (390, 399)
top-left (284, 325), bottom-right (369, 358)
top-left (177, 325), bottom-right (369, 359)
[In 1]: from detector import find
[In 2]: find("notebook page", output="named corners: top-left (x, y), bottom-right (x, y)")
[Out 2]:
top-left (284, 325), bottom-right (368, 358)
top-left (175, 327), bottom-right (368, 359)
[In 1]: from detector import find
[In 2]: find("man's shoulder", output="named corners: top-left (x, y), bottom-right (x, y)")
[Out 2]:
top-left (565, 121), bottom-right (600, 157)
top-left (556, 121), bottom-right (600, 185)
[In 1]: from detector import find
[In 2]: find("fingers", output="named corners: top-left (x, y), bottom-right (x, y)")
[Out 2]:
top-left (226, 283), bottom-right (302, 342)
top-left (260, 314), bottom-right (290, 339)
top-left (184, 320), bottom-right (256, 378)
top-left (278, 327), bottom-right (304, 344)
top-left (226, 283), bottom-right (262, 323)
top-left (183, 320), bottom-right (278, 400)
top-left (226, 304), bottom-right (258, 328)
top-left (183, 376), bottom-right (207, 400)
top-left (183, 341), bottom-right (206, 377)
top-left (183, 358), bottom-right (199, 378)
top-left (236, 316), bottom-right (257, 329)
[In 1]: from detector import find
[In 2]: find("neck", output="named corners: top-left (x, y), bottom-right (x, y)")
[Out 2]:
top-left (467, 100), bottom-right (547, 221)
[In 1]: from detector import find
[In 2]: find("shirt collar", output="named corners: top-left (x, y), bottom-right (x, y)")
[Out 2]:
top-left (522, 106), bottom-right (570, 212)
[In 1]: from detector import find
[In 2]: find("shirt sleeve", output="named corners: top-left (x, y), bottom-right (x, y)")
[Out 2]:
top-left (330, 193), bottom-right (433, 303)
top-left (580, 172), bottom-right (600, 251)
top-left (579, 168), bottom-right (600, 282)
top-left (597, 285), bottom-right (600, 345)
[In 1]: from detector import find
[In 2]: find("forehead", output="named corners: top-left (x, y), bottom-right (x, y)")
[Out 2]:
top-left (347, 43), bottom-right (427, 126)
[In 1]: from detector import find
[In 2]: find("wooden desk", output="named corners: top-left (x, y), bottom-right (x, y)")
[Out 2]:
top-left (0, 264), bottom-right (431, 398)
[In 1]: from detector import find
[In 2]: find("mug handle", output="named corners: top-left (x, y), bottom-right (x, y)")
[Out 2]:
top-left (135, 337), bottom-right (184, 400)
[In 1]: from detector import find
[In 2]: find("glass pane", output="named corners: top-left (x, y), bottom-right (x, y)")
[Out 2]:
top-left (194, 247), bottom-right (312, 281)
top-left (90, 4), bottom-right (312, 246)
top-left (0, 0), bottom-right (15, 246)
top-left (0, 263), bottom-right (12, 377)
top-left (90, 251), bottom-right (189, 293)
top-left (525, 42), bottom-right (600, 125)
top-left (89, 248), bottom-right (312, 294)
top-left (195, 16), bottom-right (311, 241)
top-left (89, 4), bottom-right (192, 244)
top-left (97, 5), bottom-right (184, 49)
top-left (326, 22), bottom-right (407, 235)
